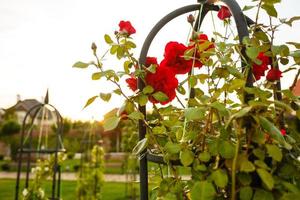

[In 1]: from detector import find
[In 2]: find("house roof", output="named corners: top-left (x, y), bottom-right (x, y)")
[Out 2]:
top-left (292, 79), bottom-right (300, 96)
top-left (7, 99), bottom-right (53, 120)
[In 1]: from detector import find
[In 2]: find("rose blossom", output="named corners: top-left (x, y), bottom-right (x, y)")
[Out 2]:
top-left (217, 6), bottom-right (232, 20)
top-left (266, 68), bottom-right (282, 81)
top-left (252, 52), bottom-right (270, 81)
top-left (125, 75), bottom-right (137, 91)
top-left (160, 41), bottom-right (191, 74)
top-left (146, 65), bottom-right (178, 105)
top-left (119, 21), bottom-right (136, 36)
top-left (280, 129), bottom-right (286, 136)
top-left (125, 57), bottom-right (158, 92)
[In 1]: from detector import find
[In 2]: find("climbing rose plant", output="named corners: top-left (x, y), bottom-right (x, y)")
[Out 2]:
top-left (74, 1), bottom-right (300, 199)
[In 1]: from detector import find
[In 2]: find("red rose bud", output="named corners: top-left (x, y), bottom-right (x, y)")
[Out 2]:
top-left (187, 14), bottom-right (195, 24)
top-left (125, 76), bottom-right (137, 92)
top-left (280, 129), bottom-right (286, 136)
top-left (217, 6), bottom-right (232, 20)
top-left (119, 21), bottom-right (136, 36)
top-left (266, 68), bottom-right (282, 82)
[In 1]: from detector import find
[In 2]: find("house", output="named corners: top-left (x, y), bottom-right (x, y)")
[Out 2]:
top-left (4, 97), bottom-right (56, 127)
top-left (0, 108), bottom-right (4, 123)
top-left (292, 78), bottom-right (300, 96)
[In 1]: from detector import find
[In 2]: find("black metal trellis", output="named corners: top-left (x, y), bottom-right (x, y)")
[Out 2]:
top-left (15, 92), bottom-right (65, 200)
top-left (137, 0), bottom-right (254, 199)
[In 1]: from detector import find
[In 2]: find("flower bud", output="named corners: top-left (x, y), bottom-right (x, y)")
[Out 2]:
top-left (91, 42), bottom-right (97, 54)
top-left (187, 14), bottom-right (195, 24)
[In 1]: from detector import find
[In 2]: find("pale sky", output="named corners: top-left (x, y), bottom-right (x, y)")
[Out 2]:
top-left (0, 0), bottom-right (299, 121)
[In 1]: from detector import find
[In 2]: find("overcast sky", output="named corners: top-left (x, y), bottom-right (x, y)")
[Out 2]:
top-left (0, 0), bottom-right (299, 121)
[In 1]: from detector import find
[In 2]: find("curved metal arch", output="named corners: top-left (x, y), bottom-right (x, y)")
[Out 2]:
top-left (15, 102), bottom-right (64, 200)
top-left (137, 1), bottom-right (250, 199)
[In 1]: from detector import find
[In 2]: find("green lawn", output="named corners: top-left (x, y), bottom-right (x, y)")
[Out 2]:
top-left (0, 179), bottom-right (138, 200)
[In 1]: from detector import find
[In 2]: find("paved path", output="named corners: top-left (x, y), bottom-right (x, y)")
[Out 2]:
top-left (0, 172), bottom-right (191, 182)
top-left (0, 172), bottom-right (135, 182)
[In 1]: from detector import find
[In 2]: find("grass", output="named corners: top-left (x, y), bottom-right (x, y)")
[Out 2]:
top-left (0, 179), bottom-right (138, 200)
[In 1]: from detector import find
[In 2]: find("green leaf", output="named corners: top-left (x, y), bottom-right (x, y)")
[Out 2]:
top-left (99, 93), bottom-right (111, 102)
top-left (184, 107), bottom-right (206, 121)
top-left (211, 169), bottom-right (228, 188)
top-left (143, 85), bottom-right (154, 94)
top-left (210, 101), bottom-right (229, 117)
top-left (226, 107), bottom-right (252, 129)
top-left (165, 142), bottom-right (181, 154)
top-left (110, 45), bottom-right (118, 54)
top-left (239, 186), bottom-right (253, 200)
top-left (152, 126), bottom-right (166, 135)
top-left (104, 34), bottom-right (113, 44)
top-left (240, 159), bottom-right (256, 172)
top-left (262, 0), bottom-right (280, 4)
top-left (152, 91), bottom-right (169, 102)
top-left (189, 76), bottom-right (198, 88)
top-left (137, 94), bottom-right (148, 106)
top-left (180, 149), bottom-right (194, 167)
top-left (83, 96), bottom-right (98, 109)
top-left (218, 141), bottom-right (235, 159)
top-left (191, 181), bottom-right (216, 200)
top-left (266, 144), bottom-right (282, 162)
top-left (286, 42), bottom-right (300, 49)
top-left (253, 148), bottom-right (265, 160)
top-left (103, 116), bottom-right (120, 131)
top-left (280, 45), bottom-right (290, 57)
top-left (147, 64), bottom-right (157, 73)
top-left (92, 72), bottom-right (103, 80)
top-left (258, 116), bottom-right (291, 149)
top-left (226, 66), bottom-right (243, 78)
top-left (73, 61), bottom-right (90, 68)
top-left (254, 160), bottom-right (270, 170)
top-left (117, 46), bottom-right (124, 59)
top-left (198, 151), bottom-right (211, 162)
top-left (246, 46), bottom-right (259, 60)
top-left (284, 16), bottom-right (300, 26)
top-left (237, 173), bottom-right (252, 186)
top-left (253, 189), bottom-right (274, 200)
top-left (280, 193), bottom-right (300, 200)
top-left (261, 4), bottom-right (277, 17)
top-left (128, 111), bottom-right (144, 120)
top-left (243, 5), bottom-right (255, 11)
top-left (228, 79), bottom-right (245, 92)
top-left (257, 168), bottom-right (274, 190)
top-left (132, 138), bottom-right (148, 156)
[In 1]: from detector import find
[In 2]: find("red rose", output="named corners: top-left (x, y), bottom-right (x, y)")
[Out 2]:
top-left (146, 65), bottom-right (178, 105)
top-left (217, 6), bottom-right (232, 20)
top-left (119, 21), bottom-right (136, 36)
top-left (125, 75), bottom-right (137, 92)
top-left (252, 52), bottom-right (270, 81)
top-left (266, 68), bottom-right (282, 82)
top-left (161, 41), bottom-right (192, 74)
top-left (280, 129), bottom-right (287, 136)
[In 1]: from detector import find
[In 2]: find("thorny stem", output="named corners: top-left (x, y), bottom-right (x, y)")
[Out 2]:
top-left (254, 0), bottom-right (263, 30)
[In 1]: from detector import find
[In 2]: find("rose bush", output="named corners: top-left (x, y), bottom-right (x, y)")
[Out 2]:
top-left (74, 0), bottom-right (300, 199)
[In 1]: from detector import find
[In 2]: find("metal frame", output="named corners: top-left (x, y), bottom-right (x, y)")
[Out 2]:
top-left (137, 1), bottom-right (251, 199)
top-left (15, 98), bottom-right (64, 200)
